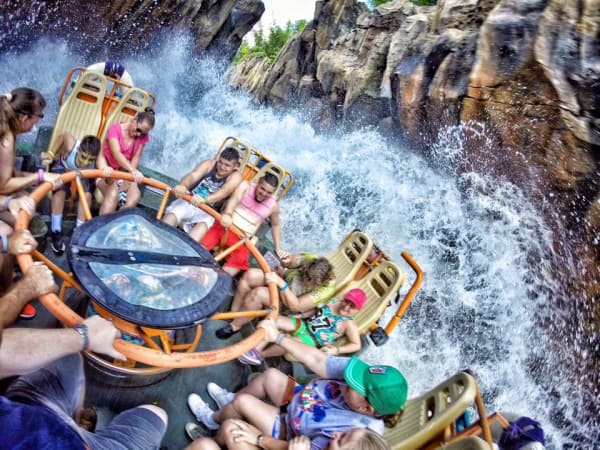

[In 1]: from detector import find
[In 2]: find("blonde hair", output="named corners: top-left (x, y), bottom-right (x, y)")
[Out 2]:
top-left (339, 429), bottom-right (390, 450)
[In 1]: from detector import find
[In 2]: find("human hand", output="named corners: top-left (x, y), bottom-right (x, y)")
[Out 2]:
top-left (8, 229), bottom-right (38, 254)
top-left (279, 252), bottom-right (294, 267)
top-left (190, 194), bottom-right (203, 207)
top-left (21, 261), bottom-right (56, 297)
top-left (289, 436), bottom-right (311, 450)
top-left (43, 172), bottom-right (63, 190)
top-left (132, 169), bottom-right (144, 183)
top-left (8, 196), bottom-right (35, 218)
top-left (276, 249), bottom-right (290, 261)
top-left (83, 315), bottom-right (126, 361)
top-left (220, 213), bottom-right (233, 228)
top-left (320, 346), bottom-right (338, 355)
top-left (258, 318), bottom-right (279, 343)
top-left (265, 271), bottom-right (284, 288)
top-left (39, 152), bottom-right (52, 163)
top-left (103, 166), bottom-right (114, 177)
top-left (173, 184), bottom-right (188, 198)
top-left (228, 419), bottom-right (263, 446)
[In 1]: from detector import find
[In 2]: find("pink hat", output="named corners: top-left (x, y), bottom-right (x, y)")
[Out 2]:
top-left (344, 288), bottom-right (367, 310)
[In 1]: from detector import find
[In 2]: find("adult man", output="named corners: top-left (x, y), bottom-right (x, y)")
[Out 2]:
top-left (215, 252), bottom-right (335, 339)
top-left (187, 318), bottom-right (407, 450)
top-left (0, 315), bottom-right (168, 449)
top-left (163, 147), bottom-right (242, 241)
top-left (200, 173), bottom-right (285, 277)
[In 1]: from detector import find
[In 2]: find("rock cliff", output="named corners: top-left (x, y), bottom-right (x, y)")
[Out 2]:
top-left (0, 0), bottom-right (264, 62)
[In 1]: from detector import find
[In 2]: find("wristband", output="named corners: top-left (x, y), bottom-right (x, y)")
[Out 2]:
top-left (275, 332), bottom-right (286, 345)
top-left (280, 282), bottom-right (289, 292)
top-left (38, 168), bottom-right (45, 183)
top-left (203, 195), bottom-right (209, 204)
top-left (1, 195), bottom-right (13, 211)
top-left (256, 434), bottom-right (264, 448)
top-left (47, 150), bottom-right (56, 159)
top-left (222, 211), bottom-right (232, 216)
top-left (73, 323), bottom-right (90, 350)
top-left (1, 234), bottom-right (8, 253)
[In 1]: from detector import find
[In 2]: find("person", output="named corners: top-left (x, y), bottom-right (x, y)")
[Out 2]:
top-left (96, 108), bottom-right (155, 214)
top-left (200, 173), bottom-right (285, 277)
top-left (185, 420), bottom-right (389, 450)
top-left (40, 133), bottom-right (101, 254)
top-left (239, 288), bottom-right (367, 365)
top-left (0, 314), bottom-right (168, 449)
top-left (162, 147), bottom-right (243, 241)
top-left (186, 318), bottom-right (407, 450)
top-left (215, 252), bottom-right (335, 340)
top-left (86, 60), bottom-right (134, 88)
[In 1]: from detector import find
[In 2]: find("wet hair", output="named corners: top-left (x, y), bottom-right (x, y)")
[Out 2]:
top-left (136, 107), bottom-right (155, 128)
top-left (301, 257), bottom-right (334, 287)
top-left (80, 135), bottom-right (101, 157)
top-left (219, 147), bottom-right (241, 163)
top-left (259, 173), bottom-right (278, 189)
top-left (382, 408), bottom-right (404, 428)
top-left (339, 429), bottom-right (390, 450)
top-left (0, 88), bottom-right (46, 136)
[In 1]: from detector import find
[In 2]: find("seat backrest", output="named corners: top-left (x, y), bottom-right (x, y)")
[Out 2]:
top-left (438, 436), bottom-right (490, 450)
top-left (327, 231), bottom-right (374, 292)
top-left (47, 71), bottom-right (107, 152)
top-left (216, 137), bottom-right (252, 173)
top-left (340, 260), bottom-right (405, 336)
top-left (384, 372), bottom-right (478, 450)
top-left (251, 161), bottom-right (288, 197)
top-left (99, 87), bottom-right (151, 141)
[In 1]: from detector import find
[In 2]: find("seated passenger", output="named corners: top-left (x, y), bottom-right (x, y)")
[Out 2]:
top-left (86, 60), bottom-right (134, 97)
top-left (40, 133), bottom-right (101, 254)
top-left (186, 318), bottom-right (406, 450)
top-left (200, 174), bottom-right (285, 277)
top-left (96, 108), bottom-right (155, 214)
top-left (215, 252), bottom-right (335, 339)
top-left (238, 288), bottom-right (367, 365)
top-left (162, 147), bottom-right (242, 241)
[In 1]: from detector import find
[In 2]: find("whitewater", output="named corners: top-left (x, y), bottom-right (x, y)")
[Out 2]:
top-left (1, 35), bottom-right (596, 448)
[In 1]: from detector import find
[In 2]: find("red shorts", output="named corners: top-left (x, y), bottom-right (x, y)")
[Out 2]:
top-left (201, 222), bottom-right (250, 271)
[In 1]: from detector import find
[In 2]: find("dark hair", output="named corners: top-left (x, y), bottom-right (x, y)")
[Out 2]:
top-left (220, 147), bottom-right (241, 163)
top-left (80, 135), bottom-right (101, 157)
top-left (136, 107), bottom-right (155, 128)
top-left (0, 88), bottom-right (46, 138)
top-left (260, 173), bottom-right (278, 189)
top-left (301, 257), bottom-right (334, 286)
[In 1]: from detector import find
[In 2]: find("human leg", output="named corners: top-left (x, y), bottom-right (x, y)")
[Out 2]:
top-left (98, 179), bottom-right (119, 214)
top-left (123, 182), bottom-right (141, 208)
top-left (214, 393), bottom-right (279, 436)
top-left (189, 222), bottom-right (209, 241)
top-left (185, 436), bottom-right (221, 450)
top-left (228, 286), bottom-right (270, 331)
top-left (231, 268), bottom-right (267, 312)
top-left (235, 368), bottom-right (297, 407)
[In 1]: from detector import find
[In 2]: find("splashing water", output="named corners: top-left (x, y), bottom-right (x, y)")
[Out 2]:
top-left (2, 35), bottom-right (597, 448)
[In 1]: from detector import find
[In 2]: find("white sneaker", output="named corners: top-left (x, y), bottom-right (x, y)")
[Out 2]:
top-left (187, 393), bottom-right (219, 430)
top-left (207, 382), bottom-right (235, 409)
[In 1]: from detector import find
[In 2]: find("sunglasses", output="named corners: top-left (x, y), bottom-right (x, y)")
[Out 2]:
top-left (341, 299), bottom-right (359, 309)
top-left (77, 151), bottom-right (97, 164)
top-left (135, 127), bottom-right (149, 137)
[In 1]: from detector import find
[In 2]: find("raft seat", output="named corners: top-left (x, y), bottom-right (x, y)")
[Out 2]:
top-left (327, 231), bottom-right (373, 293)
top-left (215, 137), bottom-right (252, 173)
top-left (46, 71), bottom-right (107, 153)
top-left (251, 161), bottom-right (289, 199)
top-left (99, 87), bottom-right (152, 142)
top-left (438, 436), bottom-right (490, 449)
top-left (383, 371), bottom-right (479, 450)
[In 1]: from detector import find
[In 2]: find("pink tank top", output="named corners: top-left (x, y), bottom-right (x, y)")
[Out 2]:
top-left (236, 183), bottom-right (277, 230)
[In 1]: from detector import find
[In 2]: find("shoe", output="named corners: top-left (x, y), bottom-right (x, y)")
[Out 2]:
top-left (215, 324), bottom-right (241, 340)
top-left (19, 303), bottom-right (37, 319)
top-left (185, 422), bottom-right (204, 441)
top-left (207, 382), bottom-right (234, 409)
top-left (238, 348), bottom-right (264, 366)
top-left (50, 230), bottom-right (65, 254)
top-left (187, 393), bottom-right (219, 430)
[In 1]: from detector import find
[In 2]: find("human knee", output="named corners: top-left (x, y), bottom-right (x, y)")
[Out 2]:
top-left (187, 437), bottom-right (220, 450)
top-left (263, 367), bottom-right (287, 385)
top-left (246, 286), bottom-right (269, 308)
top-left (138, 404), bottom-right (168, 425)
top-left (231, 392), bottom-right (257, 414)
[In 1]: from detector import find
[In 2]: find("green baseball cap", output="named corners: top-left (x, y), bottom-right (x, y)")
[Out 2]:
top-left (343, 357), bottom-right (408, 415)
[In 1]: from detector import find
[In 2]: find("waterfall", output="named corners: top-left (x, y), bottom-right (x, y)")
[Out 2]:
top-left (1, 35), bottom-right (596, 448)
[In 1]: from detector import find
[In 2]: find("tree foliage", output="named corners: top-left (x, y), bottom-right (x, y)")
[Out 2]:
top-left (234, 19), bottom-right (307, 65)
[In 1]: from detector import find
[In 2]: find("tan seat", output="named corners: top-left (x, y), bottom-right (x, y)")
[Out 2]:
top-left (47, 71), bottom-right (107, 152)
top-left (384, 372), bottom-right (479, 450)
top-left (327, 231), bottom-right (373, 292)
top-left (216, 137), bottom-right (252, 173)
top-left (438, 436), bottom-right (491, 449)
top-left (99, 87), bottom-right (152, 141)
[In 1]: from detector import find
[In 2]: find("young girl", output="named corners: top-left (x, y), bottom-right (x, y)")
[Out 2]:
top-left (40, 133), bottom-right (101, 253)
top-left (239, 288), bottom-right (367, 365)
top-left (96, 108), bottom-right (155, 214)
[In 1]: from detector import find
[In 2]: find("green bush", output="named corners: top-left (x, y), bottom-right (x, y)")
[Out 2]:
top-left (234, 19), bottom-right (307, 65)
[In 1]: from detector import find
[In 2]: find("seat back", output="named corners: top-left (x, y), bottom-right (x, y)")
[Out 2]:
top-left (340, 260), bottom-right (405, 336)
top-left (438, 436), bottom-right (490, 449)
top-left (216, 137), bottom-right (252, 173)
top-left (327, 231), bottom-right (373, 292)
top-left (383, 372), bottom-right (478, 450)
top-left (251, 161), bottom-right (288, 198)
top-left (47, 71), bottom-right (107, 152)
top-left (100, 87), bottom-right (152, 141)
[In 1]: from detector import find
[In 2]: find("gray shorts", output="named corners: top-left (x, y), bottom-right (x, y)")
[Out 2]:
top-left (6, 353), bottom-right (166, 449)
top-left (165, 198), bottom-right (215, 232)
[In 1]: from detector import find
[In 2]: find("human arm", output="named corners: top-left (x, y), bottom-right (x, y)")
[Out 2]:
top-left (321, 320), bottom-right (361, 355)
top-left (221, 180), bottom-right (249, 227)
top-left (174, 160), bottom-right (212, 199)
top-left (227, 419), bottom-right (289, 450)
top-left (0, 261), bottom-right (55, 328)
top-left (0, 315), bottom-right (126, 378)
top-left (264, 272), bottom-right (317, 312)
top-left (204, 171), bottom-right (243, 206)
top-left (259, 318), bottom-right (328, 377)
top-left (0, 195), bottom-right (35, 218)
top-left (268, 203), bottom-right (284, 255)
top-left (129, 141), bottom-right (145, 182)
top-left (40, 132), bottom-right (74, 165)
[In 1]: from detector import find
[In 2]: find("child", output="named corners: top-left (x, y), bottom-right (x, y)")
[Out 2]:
top-left (40, 133), bottom-right (101, 254)
top-left (238, 288), bottom-right (367, 365)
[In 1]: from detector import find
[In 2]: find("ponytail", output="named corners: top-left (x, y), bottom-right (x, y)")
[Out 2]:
top-left (136, 107), bottom-right (155, 128)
